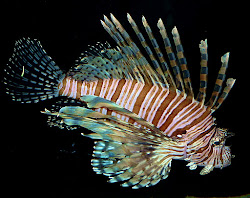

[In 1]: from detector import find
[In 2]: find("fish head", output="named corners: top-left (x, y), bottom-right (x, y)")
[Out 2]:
top-left (210, 127), bottom-right (234, 168)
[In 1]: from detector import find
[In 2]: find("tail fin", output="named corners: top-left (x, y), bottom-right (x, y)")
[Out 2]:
top-left (4, 38), bottom-right (64, 103)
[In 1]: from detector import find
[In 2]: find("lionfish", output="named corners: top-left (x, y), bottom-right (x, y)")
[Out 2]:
top-left (4, 14), bottom-right (235, 189)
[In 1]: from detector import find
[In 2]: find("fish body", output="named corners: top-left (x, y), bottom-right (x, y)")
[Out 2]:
top-left (4, 14), bottom-right (235, 188)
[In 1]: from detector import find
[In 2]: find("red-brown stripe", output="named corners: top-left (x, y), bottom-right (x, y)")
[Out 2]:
top-left (178, 109), bottom-right (213, 134)
top-left (141, 85), bottom-right (160, 121)
top-left (94, 79), bottom-right (104, 96)
top-left (58, 77), bottom-right (67, 96)
top-left (152, 90), bottom-right (176, 127)
top-left (104, 78), bottom-right (113, 99)
top-left (133, 83), bottom-right (153, 115)
top-left (159, 96), bottom-right (193, 132)
top-left (111, 79), bottom-right (126, 102)
top-left (75, 80), bottom-right (82, 99)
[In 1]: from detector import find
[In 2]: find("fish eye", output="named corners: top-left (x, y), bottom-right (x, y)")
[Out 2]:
top-left (213, 141), bottom-right (220, 146)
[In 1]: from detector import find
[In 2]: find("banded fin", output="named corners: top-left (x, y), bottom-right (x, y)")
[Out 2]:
top-left (171, 27), bottom-right (193, 97)
top-left (102, 14), bottom-right (156, 85)
top-left (101, 14), bottom-right (192, 91)
top-left (196, 39), bottom-right (208, 103)
top-left (128, 15), bottom-right (169, 87)
top-left (99, 14), bottom-right (235, 110)
top-left (212, 78), bottom-right (236, 111)
top-left (157, 18), bottom-right (181, 90)
top-left (196, 42), bottom-right (235, 111)
top-left (4, 38), bottom-right (64, 103)
top-left (206, 52), bottom-right (235, 111)
top-left (42, 95), bottom-right (177, 189)
top-left (69, 13), bottom-right (235, 111)
top-left (71, 42), bottom-right (139, 81)
top-left (45, 97), bottom-right (85, 130)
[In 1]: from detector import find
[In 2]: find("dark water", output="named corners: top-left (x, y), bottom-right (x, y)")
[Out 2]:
top-left (1, 0), bottom-right (248, 197)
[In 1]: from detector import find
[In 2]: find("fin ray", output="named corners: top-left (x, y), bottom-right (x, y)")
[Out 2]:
top-left (4, 38), bottom-right (64, 103)
top-left (42, 95), bottom-right (177, 188)
top-left (206, 52), bottom-right (230, 108)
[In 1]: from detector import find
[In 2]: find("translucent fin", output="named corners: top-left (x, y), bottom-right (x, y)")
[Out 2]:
top-left (42, 95), bottom-right (178, 189)
top-left (103, 14), bottom-right (162, 87)
top-left (70, 14), bottom-right (235, 110)
top-left (42, 97), bottom-right (85, 130)
top-left (4, 38), bottom-right (64, 103)
top-left (101, 17), bottom-right (148, 83)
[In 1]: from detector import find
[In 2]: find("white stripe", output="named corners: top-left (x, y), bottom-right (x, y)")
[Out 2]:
top-left (115, 79), bottom-right (129, 105)
top-left (187, 115), bottom-right (213, 141)
top-left (88, 81), bottom-right (98, 96)
top-left (106, 79), bottom-right (120, 100)
top-left (99, 79), bottom-right (109, 98)
top-left (181, 106), bottom-right (208, 134)
top-left (186, 122), bottom-right (214, 155)
top-left (89, 81), bottom-right (98, 96)
top-left (62, 78), bottom-right (71, 96)
top-left (157, 92), bottom-right (185, 128)
top-left (99, 79), bottom-right (110, 115)
top-left (148, 88), bottom-right (170, 126)
top-left (128, 82), bottom-right (144, 112)
top-left (146, 87), bottom-right (165, 123)
top-left (113, 79), bottom-right (130, 119)
top-left (137, 85), bottom-right (158, 119)
top-left (69, 79), bottom-right (77, 98)
top-left (141, 85), bottom-right (159, 120)
top-left (120, 80), bottom-right (133, 121)
top-left (165, 101), bottom-right (198, 135)
top-left (91, 81), bottom-right (98, 96)
top-left (123, 82), bottom-right (144, 122)
top-left (88, 81), bottom-right (93, 95)
top-left (101, 107), bottom-right (108, 115)
top-left (81, 81), bottom-right (87, 96)
top-left (119, 80), bottom-right (133, 108)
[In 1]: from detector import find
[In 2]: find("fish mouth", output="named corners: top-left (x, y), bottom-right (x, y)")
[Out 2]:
top-left (223, 131), bottom-right (234, 147)
top-left (225, 131), bottom-right (235, 139)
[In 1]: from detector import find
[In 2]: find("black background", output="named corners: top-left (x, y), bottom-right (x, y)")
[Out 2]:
top-left (1, 0), bottom-right (248, 197)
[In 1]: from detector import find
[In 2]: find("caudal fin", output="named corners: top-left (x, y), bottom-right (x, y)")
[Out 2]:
top-left (4, 38), bottom-right (64, 103)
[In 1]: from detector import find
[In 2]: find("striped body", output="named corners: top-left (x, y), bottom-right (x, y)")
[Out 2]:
top-left (57, 76), bottom-right (223, 168)
top-left (58, 77), bottom-right (214, 136)
top-left (4, 13), bottom-right (235, 188)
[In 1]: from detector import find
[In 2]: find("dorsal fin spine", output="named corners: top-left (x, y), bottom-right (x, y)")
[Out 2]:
top-left (212, 78), bottom-right (235, 111)
top-left (206, 52), bottom-right (230, 108)
top-left (171, 27), bottom-right (193, 97)
top-left (103, 15), bottom-right (127, 49)
top-left (101, 19), bottom-right (144, 82)
top-left (109, 13), bottom-right (161, 87)
top-left (157, 19), bottom-right (183, 91)
top-left (127, 14), bottom-right (168, 87)
top-left (141, 16), bottom-right (175, 88)
top-left (102, 17), bottom-right (147, 83)
top-left (197, 39), bottom-right (208, 104)
top-left (99, 14), bottom-right (235, 111)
